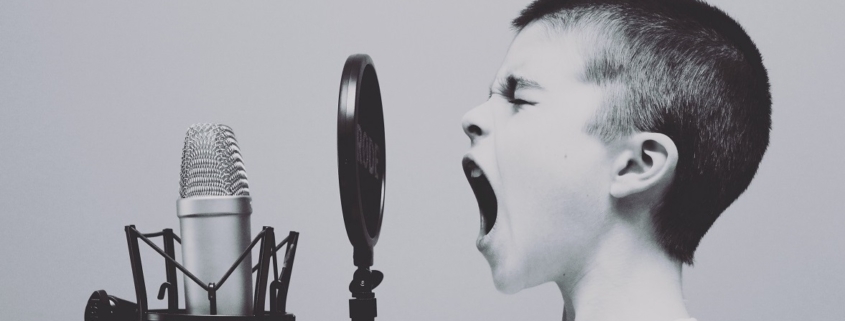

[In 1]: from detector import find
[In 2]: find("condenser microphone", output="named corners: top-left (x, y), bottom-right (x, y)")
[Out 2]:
top-left (177, 123), bottom-right (253, 315)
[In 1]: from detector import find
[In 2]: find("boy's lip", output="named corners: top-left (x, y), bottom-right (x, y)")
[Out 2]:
top-left (462, 156), bottom-right (498, 237)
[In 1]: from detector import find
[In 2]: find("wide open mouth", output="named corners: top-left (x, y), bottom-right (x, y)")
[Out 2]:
top-left (463, 157), bottom-right (498, 235)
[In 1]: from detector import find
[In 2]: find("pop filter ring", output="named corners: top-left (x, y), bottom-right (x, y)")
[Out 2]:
top-left (337, 54), bottom-right (386, 268)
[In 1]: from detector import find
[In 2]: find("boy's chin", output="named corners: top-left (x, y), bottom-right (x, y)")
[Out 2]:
top-left (489, 263), bottom-right (531, 294)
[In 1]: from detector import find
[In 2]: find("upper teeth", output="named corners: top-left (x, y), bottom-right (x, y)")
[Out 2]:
top-left (471, 168), bottom-right (483, 178)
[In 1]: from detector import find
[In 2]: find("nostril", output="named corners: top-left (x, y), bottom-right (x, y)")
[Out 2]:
top-left (466, 124), bottom-right (482, 137)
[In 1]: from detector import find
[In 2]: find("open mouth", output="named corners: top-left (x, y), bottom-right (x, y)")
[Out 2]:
top-left (463, 157), bottom-right (498, 235)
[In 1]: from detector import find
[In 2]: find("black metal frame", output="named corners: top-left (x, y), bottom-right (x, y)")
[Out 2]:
top-left (124, 225), bottom-right (298, 321)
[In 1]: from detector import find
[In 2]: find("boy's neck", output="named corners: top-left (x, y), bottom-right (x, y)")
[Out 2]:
top-left (556, 222), bottom-right (690, 321)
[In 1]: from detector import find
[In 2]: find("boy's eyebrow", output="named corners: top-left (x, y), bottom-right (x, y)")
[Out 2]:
top-left (488, 74), bottom-right (544, 98)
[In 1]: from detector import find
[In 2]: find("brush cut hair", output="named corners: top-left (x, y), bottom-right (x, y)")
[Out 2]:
top-left (513, 0), bottom-right (771, 264)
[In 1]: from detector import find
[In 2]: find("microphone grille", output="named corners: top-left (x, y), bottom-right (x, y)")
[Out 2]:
top-left (180, 123), bottom-right (250, 198)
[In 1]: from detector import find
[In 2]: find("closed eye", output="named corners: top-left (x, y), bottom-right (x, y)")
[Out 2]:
top-left (507, 98), bottom-right (535, 106)
top-left (490, 75), bottom-right (540, 108)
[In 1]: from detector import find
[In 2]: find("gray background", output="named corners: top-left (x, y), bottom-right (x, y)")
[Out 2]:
top-left (1, 0), bottom-right (843, 320)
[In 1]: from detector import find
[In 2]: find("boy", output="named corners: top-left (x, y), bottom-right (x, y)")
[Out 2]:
top-left (461, 0), bottom-right (770, 320)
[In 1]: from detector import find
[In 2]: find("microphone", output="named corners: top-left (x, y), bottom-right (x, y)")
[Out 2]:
top-left (84, 123), bottom-right (300, 320)
top-left (177, 123), bottom-right (253, 315)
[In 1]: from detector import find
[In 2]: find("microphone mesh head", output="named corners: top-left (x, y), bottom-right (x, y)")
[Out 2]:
top-left (180, 123), bottom-right (250, 198)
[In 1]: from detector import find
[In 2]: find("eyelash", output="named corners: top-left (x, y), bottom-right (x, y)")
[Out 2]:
top-left (508, 98), bottom-right (533, 106)
top-left (493, 81), bottom-right (535, 108)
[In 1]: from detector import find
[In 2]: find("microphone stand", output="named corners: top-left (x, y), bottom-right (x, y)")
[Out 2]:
top-left (88, 225), bottom-right (299, 321)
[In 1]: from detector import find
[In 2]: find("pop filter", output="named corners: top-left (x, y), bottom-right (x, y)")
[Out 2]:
top-left (337, 54), bottom-right (386, 268)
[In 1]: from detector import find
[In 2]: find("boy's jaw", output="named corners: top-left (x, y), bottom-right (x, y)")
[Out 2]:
top-left (463, 154), bottom-right (515, 292)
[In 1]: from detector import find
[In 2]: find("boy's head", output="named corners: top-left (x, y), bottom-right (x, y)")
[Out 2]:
top-left (461, 0), bottom-right (770, 293)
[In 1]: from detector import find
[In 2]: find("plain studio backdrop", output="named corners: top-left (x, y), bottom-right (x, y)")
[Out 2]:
top-left (1, 0), bottom-right (843, 320)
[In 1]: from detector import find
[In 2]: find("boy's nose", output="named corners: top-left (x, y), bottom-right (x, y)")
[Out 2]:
top-left (461, 103), bottom-right (492, 144)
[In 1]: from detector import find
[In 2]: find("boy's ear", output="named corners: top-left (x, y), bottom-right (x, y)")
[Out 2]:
top-left (609, 133), bottom-right (678, 199)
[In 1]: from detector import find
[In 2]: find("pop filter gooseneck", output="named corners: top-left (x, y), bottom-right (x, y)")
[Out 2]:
top-left (337, 54), bottom-right (386, 321)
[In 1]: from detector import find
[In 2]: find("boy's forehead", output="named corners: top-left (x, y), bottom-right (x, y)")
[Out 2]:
top-left (495, 23), bottom-right (589, 86)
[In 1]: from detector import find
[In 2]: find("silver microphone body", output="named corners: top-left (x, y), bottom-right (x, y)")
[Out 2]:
top-left (178, 124), bottom-right (253, 315)
top-left (177, 195), bottom-right (253, 315)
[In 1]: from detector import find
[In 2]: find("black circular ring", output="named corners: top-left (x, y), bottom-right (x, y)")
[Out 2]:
top-left (337, 54), bottom-right (386, 267)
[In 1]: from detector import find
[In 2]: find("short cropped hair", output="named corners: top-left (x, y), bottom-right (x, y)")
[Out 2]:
top-left (513, 0), bottom-right (771, 264)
